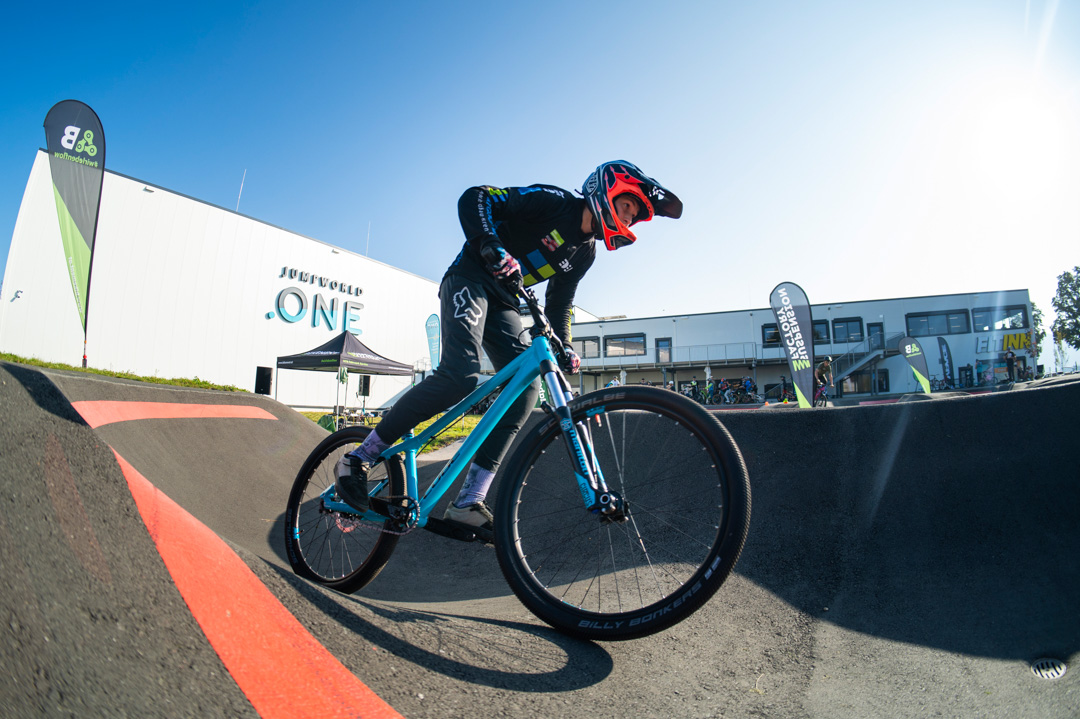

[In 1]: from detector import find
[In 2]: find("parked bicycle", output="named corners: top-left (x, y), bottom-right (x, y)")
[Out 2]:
top-left (284, 280), bottom-right (752, 641)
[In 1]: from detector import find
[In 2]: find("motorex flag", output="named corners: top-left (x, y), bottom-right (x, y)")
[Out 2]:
top-left (769, 282), bottom-right (815, 408)
top-left (43, 100), bottom-right (106, 336)
top-left (900, 336), bottom-right (932, 394)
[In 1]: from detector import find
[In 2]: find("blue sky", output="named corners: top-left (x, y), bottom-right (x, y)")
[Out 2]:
top-left (2, 0), bottom-right (1078, 367)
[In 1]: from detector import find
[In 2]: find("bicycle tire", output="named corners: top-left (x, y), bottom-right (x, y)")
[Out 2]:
top-left (494, 386), bottom-right (751, 640)
top-left (284, 426), bottom-right (406, 594)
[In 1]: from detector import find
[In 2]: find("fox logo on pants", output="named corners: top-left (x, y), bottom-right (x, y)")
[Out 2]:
top-left (453, 286), bottom-right (483, 326)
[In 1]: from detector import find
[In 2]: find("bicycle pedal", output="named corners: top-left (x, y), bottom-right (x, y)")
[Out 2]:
top-left (424, 517), bottom-right (494, 545)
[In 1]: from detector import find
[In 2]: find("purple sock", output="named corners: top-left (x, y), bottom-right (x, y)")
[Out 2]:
top-left (348, 429), bottom-right (389, 463)
top-left (454, 463), bottom-right (495, 507)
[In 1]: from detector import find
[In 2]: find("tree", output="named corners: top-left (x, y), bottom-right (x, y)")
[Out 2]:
top-left (1051, 267), bottom-right (1080, 351)
top-left (1029, 300), bottom-right (1045, 362)
top-left (1054, 336), bottom-right (1069, 374)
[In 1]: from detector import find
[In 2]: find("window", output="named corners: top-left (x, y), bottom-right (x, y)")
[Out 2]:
top-left (762, 324), bottom-right (780, 347)
top-left (906, 310), bottom-right (971, 337)
top-left (572, 336), bottom-right (600, 358)
top-left (812, 320), bottom-right (830, 343)
top-left (605, 334), bottom-right (646, 357)
top-left (656, 337), bottom-right (672, 363)
top-left (840, 369), bottom-right (889, 394)
top-left (972, 305), bottom-right (1028, 332)
top-left (867, 322), bottom-right (884, 349)
top-left (832, 318), bottom-right (863, 343)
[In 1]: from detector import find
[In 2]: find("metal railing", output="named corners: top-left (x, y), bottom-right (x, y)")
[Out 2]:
top-left (829, 332), bottom-right (906, 380)
top-left (479, 341), bottom-right (760, 373)
top-left (475, 333), bottom-right (906, 378)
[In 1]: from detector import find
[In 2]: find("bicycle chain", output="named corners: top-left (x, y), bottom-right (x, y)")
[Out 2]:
top-left (334, 495), bottom-right (418, 536)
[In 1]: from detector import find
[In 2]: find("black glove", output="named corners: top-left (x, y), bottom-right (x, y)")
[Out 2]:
top-left (480, 245), bottom-right (522, 285)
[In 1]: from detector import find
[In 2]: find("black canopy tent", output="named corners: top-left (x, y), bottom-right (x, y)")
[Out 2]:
top-left (276, 331), bottom-right (414, 415)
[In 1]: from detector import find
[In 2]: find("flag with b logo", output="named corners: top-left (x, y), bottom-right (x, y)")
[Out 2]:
top-left (900, 336), bottom-right (931, 394)
top-left (43, 100), bottom-right (106, 334)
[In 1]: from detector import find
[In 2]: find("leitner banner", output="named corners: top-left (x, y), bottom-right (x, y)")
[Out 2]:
top-left (937, 336), bottom-right (954, 386)
top-left (769, 282), bottom-right (814, 408)
top-left (43, 100), bottom-right (106, 336)
top-left (900, 336), bottom-right (931, 394)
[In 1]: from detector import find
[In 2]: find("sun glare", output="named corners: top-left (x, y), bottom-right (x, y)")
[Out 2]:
top-left (966, 78), bottom-right (1070, 201)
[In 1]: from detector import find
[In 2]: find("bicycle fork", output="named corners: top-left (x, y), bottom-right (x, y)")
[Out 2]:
top-left (541, 363), bottom-right (627, 522)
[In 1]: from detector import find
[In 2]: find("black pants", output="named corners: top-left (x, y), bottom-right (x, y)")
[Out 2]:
top-left (373, 273), bottom-right (540, 472)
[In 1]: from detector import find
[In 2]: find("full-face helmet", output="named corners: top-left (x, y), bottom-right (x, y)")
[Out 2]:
top-left (582, 161), bottom-right (683, 251)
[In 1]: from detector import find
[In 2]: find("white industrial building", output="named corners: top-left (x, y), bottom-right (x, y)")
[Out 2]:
top-left (1, 150), bottom-right (440, 410)
top-left (3, 149), bottom-right (1036, 409)
top-left (566, 289), bottom-right (1035, 400)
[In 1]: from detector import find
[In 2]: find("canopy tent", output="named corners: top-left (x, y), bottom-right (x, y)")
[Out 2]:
top-left (276, 332), bottom-right (414, 415)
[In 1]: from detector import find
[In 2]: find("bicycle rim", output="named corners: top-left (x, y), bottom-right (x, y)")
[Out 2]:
top-left (284, 428), bottom-right (404, 594)
top-left (495, 387), bottom-right (750, 640)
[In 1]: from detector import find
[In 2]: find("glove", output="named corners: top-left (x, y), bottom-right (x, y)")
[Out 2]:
top-left (560, 347), bottom-right (581, 375)
top-left (481, 246), bottom-right (522, 283)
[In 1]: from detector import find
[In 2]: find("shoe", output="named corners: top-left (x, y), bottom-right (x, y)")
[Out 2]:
top-left (334, 453), bottom-right (370, 510)
top-left (442, 501), bottom-right (494, 530)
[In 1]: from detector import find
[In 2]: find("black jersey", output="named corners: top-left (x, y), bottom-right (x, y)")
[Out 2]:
top-left (447, 184), bottom-right (596, 342)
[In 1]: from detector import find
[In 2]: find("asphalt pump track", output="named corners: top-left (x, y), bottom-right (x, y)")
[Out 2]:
top-left (1, 360), bottom-right (1077, 718)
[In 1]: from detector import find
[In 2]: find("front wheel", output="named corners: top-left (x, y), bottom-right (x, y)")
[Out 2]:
top-left (284, 427), bottom-right (405, 594)
top-left (494, 386), bottom-right (751, 640)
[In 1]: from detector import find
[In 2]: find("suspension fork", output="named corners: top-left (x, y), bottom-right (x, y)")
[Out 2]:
top-left (540, 359), bottom-right (617, 514)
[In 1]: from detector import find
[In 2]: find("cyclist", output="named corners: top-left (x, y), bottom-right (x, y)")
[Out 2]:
top-left (779, 374), bottom-right (793, 402)
top-left (335, 161), bottom-right (682, 530)
top-left (814, 356), bottom-right (833, 402)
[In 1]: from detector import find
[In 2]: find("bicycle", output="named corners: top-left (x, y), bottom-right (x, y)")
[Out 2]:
top-left (814, 384), bottom-right (829, 407)
top-left (284, 279), bottom-right (752, 641)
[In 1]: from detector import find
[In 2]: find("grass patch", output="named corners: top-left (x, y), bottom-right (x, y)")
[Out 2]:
top-left (300, 411), bottom-right (481, 454)
top-left (1, 352), bottom-right (244, 391)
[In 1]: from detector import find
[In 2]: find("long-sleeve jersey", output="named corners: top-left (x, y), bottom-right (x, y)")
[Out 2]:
top-left (446, 184), bottom-right (596, 343)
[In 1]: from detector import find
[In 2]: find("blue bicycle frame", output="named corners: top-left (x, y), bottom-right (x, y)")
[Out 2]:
top-left (325, 332), bottom-right (612, 527)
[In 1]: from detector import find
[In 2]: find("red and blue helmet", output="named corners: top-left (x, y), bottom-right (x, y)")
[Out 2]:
top-left (582, 161), bottom-right (683, 251)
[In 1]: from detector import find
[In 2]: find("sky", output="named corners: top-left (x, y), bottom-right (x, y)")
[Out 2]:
top-left (2, 0), bottom-right (1078, 368)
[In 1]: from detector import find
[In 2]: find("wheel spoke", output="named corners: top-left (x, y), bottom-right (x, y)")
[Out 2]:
top-left (284, 428), bottom-right (403, 592)
top-left (497, 387), bottom-right (750, 638)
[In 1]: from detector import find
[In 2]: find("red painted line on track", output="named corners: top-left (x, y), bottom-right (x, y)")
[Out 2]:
top-left (71, 400), bottom-right (277, 428)
top-left (113, 450), bottom-right (402, 719)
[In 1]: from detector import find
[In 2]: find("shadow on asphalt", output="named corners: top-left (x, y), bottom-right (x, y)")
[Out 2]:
top-left (263, 561), bottom-right (615, 691)
top-left (4, 363), bottom-right (88, 425)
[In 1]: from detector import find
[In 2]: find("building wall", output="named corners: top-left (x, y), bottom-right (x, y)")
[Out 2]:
top-left (0, 151), bottom-right (440, 409)
top-left (569, 289), bottom-right (1033, 396)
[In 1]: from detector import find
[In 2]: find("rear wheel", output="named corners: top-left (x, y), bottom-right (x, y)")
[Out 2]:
top-left (284, 427), bottom-right (405, 594)
top-left (494, 386), bottom-right (751, 640)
